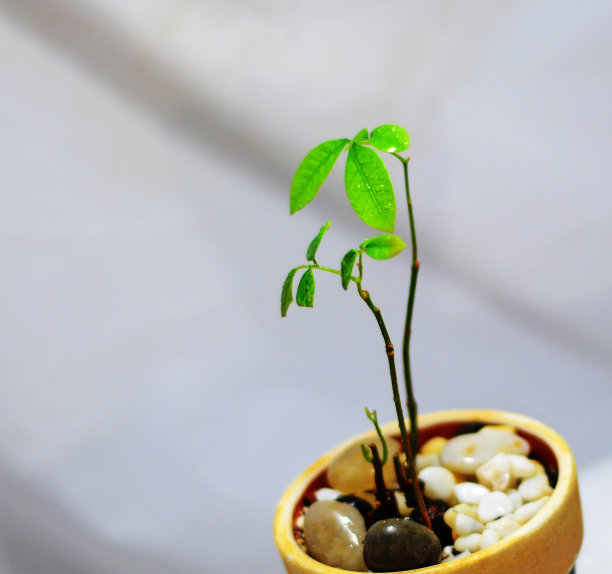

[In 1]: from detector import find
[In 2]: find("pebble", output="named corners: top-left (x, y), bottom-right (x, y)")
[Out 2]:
top-left (441, 549), bottom-right (471, 563)
top-left (418, 466), bottom-right (456, 503)
top-left (363, 518), bottom-right (442, 572)
top-left (314, 487), bottom-right (343, 501)
top-left (327, 437), bottom-right (400, 493)
top-left (303, 500), bottom-right (368, 572)
top-left (518, 472), bottom-right (553, 501)
top-left (416, 453), bottom-right (440, 472)
top-left (421, 436), bottom-right (448, 455)
top-left (393, 490), bottom-right (414, 517)
top-left (440, 427), bottom-right (530, 474)
top-left (506, 488), bottom-right (523, 511)
top-left (476, 453), bottom-right (513, 491)
top-left (477, 491), bottom-right (513, 522)
top-left (300, 425), bottom-right (555, 568)
top-left (507, 454), bottom-right (539, 479)
top-left (454, 532), bottom-right (482, 553)
top-left (486, 515), bottom-right (521, 538)
top-left (454, 512), bottom-right (485, 536)
top-left (513, 496), bottom-right (550, 524)
top-left (454, 481), bottom-right (490, 504)
top-left (444, 504), bottom-right (479, 531)
top-left (480, 528), bottom-right (500, 549)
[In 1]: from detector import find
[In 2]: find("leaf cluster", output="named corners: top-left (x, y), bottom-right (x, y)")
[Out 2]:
top-left (281, 222), bottom-right (406, 317)
top-left (290, 125), bottom-right (410, 233)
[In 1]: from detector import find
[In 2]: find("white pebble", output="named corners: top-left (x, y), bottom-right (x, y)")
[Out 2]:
top-left (487, 516), bottom-right (521, 539)
top-left (455, 512), bottom-right (485, 535)
top-left (507, 454), bottom-right (539, 479)
top-left (440, 428), bottom-right (530, 474)
top-left (418, 466), bottom-right (456, 503)
top-left (416, 453), bottom-right (440, 472)
top-left (506, 489), bottom-right (523, 511)
top-left (513, 496), bottom-right (550, 524)
top-left (480, 528), bottom-right (500, 549)
top-left (393, 491), bottom-right (414, 517)
top-left (314, 488), bottom-right (343, 501)
top-left (454, 533), bottom-right (482, 553)
top-left (476, 453), bottom-right (513, 491)
top-left (478, 491), bottom-right (513, 522)
top-left (454, 482), bottom-right (490, 504)
top-left (518, 472), bottom-right (553, 502)
top-left (441, 549), bottom-right (471, 563)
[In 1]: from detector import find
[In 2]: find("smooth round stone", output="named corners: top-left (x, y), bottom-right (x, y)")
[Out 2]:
top-left (506, 488), bottom-right (523, 511)
top-left (327, 437), bottom-right (401, 493)
top-left (487, 515), bottom-right (521, 538)
top-left (418, 466), bottom-right (456, 503)
top-left (363, 518), bottom-right (442, 572)
top-left (476, 453), bottom-right (513, 491)
top-left (477, 491), bottom-right (514, 522)
top-left (454, 512), bottom-right (485, 535)
top-left (454, 481), bottom-right (490, 504)
top-left (454, 532), bottom-right (482, 553)
top-left (481, 527), bottom-right (500, 549)
top-left (518, 472), bottom-right (554, 501)
top-left (303, 500), bottom-right (368, 571)
top-left (507, 454), bottom-right (539, 479)
top-left (440, 427), bottom-right (530, 474)
top-left (513, 496), bottom-right (550, 524)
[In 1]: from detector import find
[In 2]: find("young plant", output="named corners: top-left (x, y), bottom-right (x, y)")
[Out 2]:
top-left (281, 125), bottom-right (428, 526)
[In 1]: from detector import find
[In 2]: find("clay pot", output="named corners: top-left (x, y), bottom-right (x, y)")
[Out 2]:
top-left (274, 409), bottom-right (582, 574)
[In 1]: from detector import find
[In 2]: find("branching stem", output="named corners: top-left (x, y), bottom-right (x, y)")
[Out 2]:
top-left (355, 253), bottom-right (431, 528)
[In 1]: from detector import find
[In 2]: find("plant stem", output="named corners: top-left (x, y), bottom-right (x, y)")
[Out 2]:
top-left (393, 153), bottom-right (420, 460)
top-left (355, 254), bottom-right (431, 529)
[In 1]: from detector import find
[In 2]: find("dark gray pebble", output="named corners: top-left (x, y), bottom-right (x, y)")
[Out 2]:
top-left (363, 517), bottom-right (442, 572)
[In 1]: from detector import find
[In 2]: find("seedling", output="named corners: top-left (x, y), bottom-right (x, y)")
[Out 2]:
top-left (281, 125), bottom-right (429, 527)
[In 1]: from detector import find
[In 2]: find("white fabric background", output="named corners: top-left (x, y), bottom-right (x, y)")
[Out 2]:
top-left (1, 1), bottom-right (610, 572)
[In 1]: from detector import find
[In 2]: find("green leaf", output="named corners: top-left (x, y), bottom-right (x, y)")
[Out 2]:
top-left (296, 268), bottom-right (315, 308)
top-left (370, 124), bottom-right (410, 153)
top-left (306, 221), bottom-right (331, 263)
top-left (360, 235), bottom-right (407, 260)
top-left (353, 128), bottom-right (369, 143)
top-left (345, 144), bottom-right (396, 232)
top-left (290, 139), bottom-right (350, 214)
top-left (280, 267), bottom-right (299, 317)
top-left (340, 249), bottom-right (358, 290)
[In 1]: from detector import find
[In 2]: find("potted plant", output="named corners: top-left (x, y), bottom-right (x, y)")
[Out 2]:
top-left (274, 125), bottom-right (582, 573)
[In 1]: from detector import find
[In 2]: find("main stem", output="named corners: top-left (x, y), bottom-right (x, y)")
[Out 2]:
top-left (356, 255), bottom-right (431, 529)
top-left (394, 154), bottom-right (420, 460)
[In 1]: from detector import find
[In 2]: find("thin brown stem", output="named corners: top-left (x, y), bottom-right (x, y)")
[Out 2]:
top-left (355, 267), bottom-right (431, 529)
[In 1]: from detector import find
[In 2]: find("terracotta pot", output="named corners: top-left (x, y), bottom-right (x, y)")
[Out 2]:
top-left (274, 409), bottom-right (582, 574)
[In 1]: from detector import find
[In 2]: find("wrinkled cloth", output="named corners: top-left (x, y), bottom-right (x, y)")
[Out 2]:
top-left (0, 1), bottom-right (610, 572)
